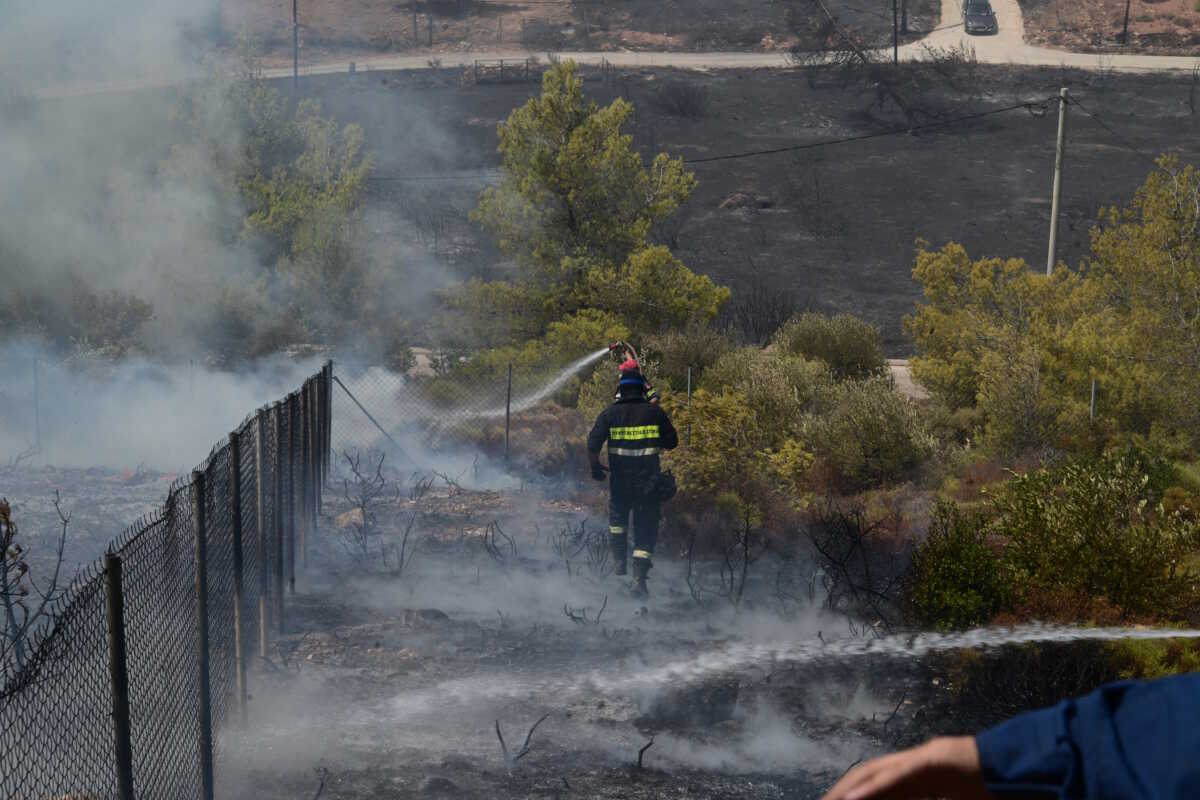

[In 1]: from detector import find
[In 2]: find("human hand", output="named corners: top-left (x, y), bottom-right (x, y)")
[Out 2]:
top-left (821, 737), bottom-right (992, 800)
top-left (591, 463), bottom-right (609, 481)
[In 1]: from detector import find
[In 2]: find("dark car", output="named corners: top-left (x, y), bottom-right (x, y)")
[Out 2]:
top-left (962, 0), bottom-right (997, 34)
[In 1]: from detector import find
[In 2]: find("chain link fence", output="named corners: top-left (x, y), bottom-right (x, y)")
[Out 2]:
top-left (330, 361), bottom-right (594, 482)
top-left (0, 362), bottom-right (333, 800)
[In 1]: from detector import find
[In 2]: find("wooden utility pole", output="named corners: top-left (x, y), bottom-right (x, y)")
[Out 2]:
top-left (292, 0), bottom-right (299, 89)
top-left (1046, 88), bottom-right (1068, 276)
top-left (892, 0), bottom-right (899, 65)
top-left (1120, 0), bottom-right (1132, 43)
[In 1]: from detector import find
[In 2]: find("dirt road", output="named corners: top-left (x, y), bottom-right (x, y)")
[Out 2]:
top-left (252, 0), bottom-right (1200, 81)
top-left (32, 0), bottom-right (1200, 99)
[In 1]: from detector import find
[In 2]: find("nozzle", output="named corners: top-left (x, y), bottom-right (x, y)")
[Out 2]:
top-left (608, 341), bottom-right (623, 352)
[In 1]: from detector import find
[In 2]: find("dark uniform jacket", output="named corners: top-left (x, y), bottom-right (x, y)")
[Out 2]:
top-left (587, 397), bottom-right (679, 477)
top-left (976, 672), bottom-right (1200, 798)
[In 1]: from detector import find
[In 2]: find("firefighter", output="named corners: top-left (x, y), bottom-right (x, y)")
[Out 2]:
top-left (614, 352), bottom-right (660, 404)
top-left (587, 362), bottom-right (678, 600)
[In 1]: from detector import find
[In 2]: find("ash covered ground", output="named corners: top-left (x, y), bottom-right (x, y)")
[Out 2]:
top-left (0, 464), bottom-right (175, 574)
top-left (218, 475), bottom-right (923, 800)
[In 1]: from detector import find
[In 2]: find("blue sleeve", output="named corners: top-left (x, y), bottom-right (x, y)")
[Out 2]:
top-left (975, 673), bottom-right (1200, 799)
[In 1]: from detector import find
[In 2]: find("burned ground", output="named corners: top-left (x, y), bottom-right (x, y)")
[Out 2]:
top-left (295, 63), bottom-right (1200, 350)
top-left (219, 478), bottom-right (892, 799)
top-left (216, 475), bottom-right (1144, 799)
top-left (0, 465), bottom-right (172, 575)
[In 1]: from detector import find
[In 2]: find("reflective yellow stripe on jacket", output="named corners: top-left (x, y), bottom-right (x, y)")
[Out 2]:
top-left (610, 425), bottom-right (660, 441)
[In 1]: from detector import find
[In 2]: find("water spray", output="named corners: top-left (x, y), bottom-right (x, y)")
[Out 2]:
top-left (468, 347), bottom-right (613, 420)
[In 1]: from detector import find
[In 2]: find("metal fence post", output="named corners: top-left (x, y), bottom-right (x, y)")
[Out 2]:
top-left (228, 429), bottom-right (248, 725)
top-left (32, 354), bottom-right (41, 454)
top-left (272, 403), bottom-right (285, 633)
top-left (311, 376), bottom-right (322, 519)
top-left (288, 393), bottom-right (298, 594)
top-left (325, 361), bottom-right (333, 480)
top-left (255, 407), bottom-right (269, 659)
top-left (103, 552), bottom-right (135, 800)
top-left (298, 388), bottom-right (309, 573)
top-left (686, 365), bottom-right (693, 446)
top-left (193, 470), bottom-right (215, 800)
top-left (505, 363), bottom-right (513, 464)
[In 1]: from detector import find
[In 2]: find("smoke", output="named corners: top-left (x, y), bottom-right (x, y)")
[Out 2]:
top-left (0, 341), bottom-right (324, 471)
top-left (0, 0), bottom-right (473, 372)
top-left (0, 1), bottom-right (218, 92)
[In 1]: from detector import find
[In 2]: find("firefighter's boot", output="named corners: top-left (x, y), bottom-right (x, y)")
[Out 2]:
top-left (631, 557), bottom-right (651, 600)
top-left (610, 529), bottom-right (628, 575)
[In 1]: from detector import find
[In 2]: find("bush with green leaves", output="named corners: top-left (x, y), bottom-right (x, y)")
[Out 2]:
top-left (773, 313), bottom-right (886, 380)
top-left (908, 502), bottom-right (1010, 630)
top-left (804, 376), bottom-right (935, 491)
top-left (642, 325), bottom-right (734, 392)
top-left (702, 347), bottom-right (834, 439)
top-left (990, 447), bottom-right (1199, 616)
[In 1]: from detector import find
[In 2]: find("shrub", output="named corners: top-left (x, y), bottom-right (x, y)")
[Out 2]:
top-left (908, 502), bottom-right (1010, 630)
top-left (990, 447), bottom-right (1200, 616)
top-left (653, 80), bottom-right (712, 118)
top-left (773, 312), bottom-right (886, 380)
top-left (1105, 637), bottom-right (1200, 680)
top-left (805, 376), bottom-right (935, 490)
top-left (702, 348), bottom-right (833, 442)
top-left (722, 278), bottom-right (803, 344)
top-left (643, 325), bottom-right (734, 391)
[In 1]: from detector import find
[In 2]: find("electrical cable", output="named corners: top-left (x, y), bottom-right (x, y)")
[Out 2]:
top-left (682, 95), bottom-right (1056, 163)
top-left (366, 95), bottom-right (1057, 181)
top-left (1066, 96), bottom-right (1160, 168)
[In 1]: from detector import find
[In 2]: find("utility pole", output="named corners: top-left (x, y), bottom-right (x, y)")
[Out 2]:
top-left (1046, 87), bottom-right (1068, 276)
top-left (1120, 0), bottom-right (1132, 43)
top-left (292, 0), bottom-right (299, 89)
top-left (901, 0), bottom-right (908, 33)
top-left (892, 0), bottom-right (899, 65)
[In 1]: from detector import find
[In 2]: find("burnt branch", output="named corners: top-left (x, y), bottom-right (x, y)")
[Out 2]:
top-left (563, 595), bottom-right (607, 626)
top-left (637, 736), bottom-right (656, 769)
top-left (496, 712), bottom-right (551, 769)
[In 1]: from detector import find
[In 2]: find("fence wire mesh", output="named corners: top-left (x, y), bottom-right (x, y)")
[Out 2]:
top-left (121, 495), bottom-right (202, 800)
top-left (330, 362), bottom-right (590, 479)
top-left (0, 366), bottom-right (329, 799)
top-left (0, 571), bottom-right (116, 798)
top-left (237, 414), bottom-right (262, 666)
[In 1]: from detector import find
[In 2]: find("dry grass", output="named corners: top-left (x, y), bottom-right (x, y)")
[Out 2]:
top-left (1020, 0), bottom-right (1200, 54)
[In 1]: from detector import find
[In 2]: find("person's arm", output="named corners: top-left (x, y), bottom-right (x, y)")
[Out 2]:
top-left (821, 673), bottom-right (1200, 800)
top-left (976, 672), bottom-right (1200, 797)
top-left (587, 410), bottom-right (610, 480)
top-left (657, 408), bottom-right (679, 451)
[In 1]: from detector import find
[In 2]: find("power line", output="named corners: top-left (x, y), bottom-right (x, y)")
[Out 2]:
top-left (1066, 96), bottom-right (1159, 168)
top-left (683, 95), bottom-right (1057, 164)
top-left (365, 95), bottom-right (1057, 181)
top-left (368, 171), bottom-right (502, 182)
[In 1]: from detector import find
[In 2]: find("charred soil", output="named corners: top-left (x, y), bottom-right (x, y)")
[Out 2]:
top-left (294, 63), bottom-right (1200, 351)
